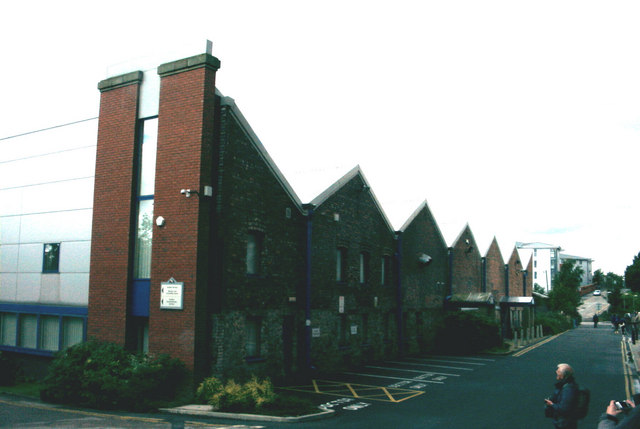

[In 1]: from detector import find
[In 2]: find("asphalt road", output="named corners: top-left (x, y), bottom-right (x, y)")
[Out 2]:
top-left (0, 324), bottom-right (630, 428)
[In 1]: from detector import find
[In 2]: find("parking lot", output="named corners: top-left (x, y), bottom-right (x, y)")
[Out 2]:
top-left (280, 355), bottom-right (497, 410)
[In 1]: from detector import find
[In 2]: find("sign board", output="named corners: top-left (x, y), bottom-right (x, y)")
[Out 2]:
top-left (312, 328), bottom-right (321, 338)
top-left (161, 278), bottom-right (184, 310)
top-left (339, 296), bottom-right (345, 313)
top-left (350, 325), bottom-right (358, 335)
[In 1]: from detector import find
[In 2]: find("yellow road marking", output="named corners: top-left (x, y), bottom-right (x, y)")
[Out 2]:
top-left (346, 383), bottom-right (358, 398)
top-left (512, 333), bottom-right (564, 357)
top-left (279, 379), bottom-right (424, 403)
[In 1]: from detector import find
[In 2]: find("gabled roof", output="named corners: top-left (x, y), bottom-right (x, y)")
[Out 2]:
top-left (398, 200), bottom-right (446, 244)
top-left (451, 223), bottom-right (478, 249)
top-left (309, 165), bottom-right (395, 235)
top-left (484, 236), bottom-right (503, 259)
top-left (220, 96), bottom-right (305, 214)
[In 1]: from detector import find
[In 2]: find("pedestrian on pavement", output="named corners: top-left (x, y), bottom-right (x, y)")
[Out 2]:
top-left (613, 315), bottom-right (620, 334)
top-left (545, 363), bottom-right (579, 429)
top-left (594, 313), bottom-right (599, 328)
top-left (597, 400), bottom-right (640, 428)
top-left (631, 313), bottom-right (639, 345)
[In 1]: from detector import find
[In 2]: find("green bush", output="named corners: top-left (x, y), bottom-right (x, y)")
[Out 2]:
top-left (434, 311), bottom-right (501, 354)
top-left (40, 339), bottom-right (186, 411)
top-left (536, 311), bottom-right (574, 335)
top-left (197, 376), bottom-right (276, 412)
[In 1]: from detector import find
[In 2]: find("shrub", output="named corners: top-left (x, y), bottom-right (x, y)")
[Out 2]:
top-left (536, 311), bottom-right (574, 335)
top-left (40, 339), bottom-right (186, 411)
top-left (434, 311), bottom-right (501, 354)
top-left (197, 376), bottom-right (276, 412)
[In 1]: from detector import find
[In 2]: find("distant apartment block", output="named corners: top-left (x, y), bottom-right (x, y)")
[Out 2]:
top-left (559, 253), bottom-right (593, 286)
top-left (515, 242), bottom-right (562, 293)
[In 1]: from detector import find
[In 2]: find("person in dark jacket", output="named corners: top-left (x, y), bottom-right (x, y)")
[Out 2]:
top-left (545, 363), bottom-right (579, 429)
top-left (598, 400), bottom-right (640, 428)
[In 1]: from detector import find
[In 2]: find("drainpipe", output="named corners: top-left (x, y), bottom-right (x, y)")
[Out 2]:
top-left (504, 264), bottom-right (510, 297)
top-left (481, 257), bottom-right (487, 293)
top-left (522, 269), bottom-right (528, 296)
top-left (304, 205), bottom-right (314, 372)
top-left (395, 232), bottom-right (404, 356)
top-left (447, 247), bottom-right (453, 297)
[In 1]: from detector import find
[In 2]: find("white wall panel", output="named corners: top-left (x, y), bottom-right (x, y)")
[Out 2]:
top-left (0, 147), bottom-right (96, 189)
top-left (0, 216), bottom-right (21, 244)
top-left (0, 189), bottom-right (23, 216)
top-left (60, 241), bottom-right (91, 273)
top-left (21, 179), bottom-right (94, 215)
top-left (40, 274), bottom-right (61, 303)
top-left (0, 273), bottom-right (17, 301)
top-left (15, 273), bottom-right (40, 302)
top-left (19, 209), bottom-right (92, 243)
top-left (0, 119), bottom-right (97, 163)
top-left (1, 244), bottom-right (19, 272)
top-left (60, 273), bottom-right (89, 305)
top-left (17, 244), bottom-right (43, 273)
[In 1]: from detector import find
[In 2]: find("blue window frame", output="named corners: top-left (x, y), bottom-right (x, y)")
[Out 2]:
top-left (0, 304), bottom-right (87, 356)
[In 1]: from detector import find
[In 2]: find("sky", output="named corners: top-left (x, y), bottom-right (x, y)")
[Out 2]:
top-left (1, 1), bottom-right (639, 276)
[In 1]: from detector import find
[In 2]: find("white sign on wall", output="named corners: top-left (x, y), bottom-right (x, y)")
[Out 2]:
top-left (161, 278), bottom-right (184, 310)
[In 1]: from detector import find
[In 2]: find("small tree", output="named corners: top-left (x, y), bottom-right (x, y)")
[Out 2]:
top-left (593, 269), bottom-right (604, 288)
top-left (548, 260), bottom-right (583, 320)
top-left (625, 252), bottom-right (640, 293)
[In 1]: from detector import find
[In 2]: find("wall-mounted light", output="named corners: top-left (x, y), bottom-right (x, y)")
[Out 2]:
top-left (181, 185), bottom-right (213, 198)
top-left (418, 253), bottom-right (432, 265)
top-left (155, 216), bottom-right (165, 227)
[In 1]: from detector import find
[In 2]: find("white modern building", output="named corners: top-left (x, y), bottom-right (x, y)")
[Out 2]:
top-left (560, 253), bottom-right (593, 287)
top-left (515, 242), bottom-right (562, 293)
top-left (0, 118), bottom-right (96, 359)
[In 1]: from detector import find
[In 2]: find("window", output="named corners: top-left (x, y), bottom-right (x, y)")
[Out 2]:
top-left (19, 314), bottom-right (37, 349)
top-left (0, 313), bottom-right (17, 346)
top-left (246, 232), bottom-right (263, 275)
top-left (39, 315), bottom-right (60, 351)
top-left (61, 317), bottom-right (84, 350)
top-left (381, 256), bottom-right (391, 286)
top-left (43, 243), bottom-right (60, 273)
top-left (359, 252), bottom-right (370, 284)
top-left (245, 317), bottom-right (261, 358)
top-left (336, 248), bottom-right (347, 282)
top-left (133, 199), bottom-right (154, 279)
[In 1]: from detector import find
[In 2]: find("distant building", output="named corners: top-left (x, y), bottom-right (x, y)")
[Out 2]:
top-left (559, 253), bottom-right (593, 286)
top-left (515, 242), bottom-right (562, 293)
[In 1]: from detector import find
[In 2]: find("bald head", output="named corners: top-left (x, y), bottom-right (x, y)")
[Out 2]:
top-left (556, 363), bottom-right (574, 380)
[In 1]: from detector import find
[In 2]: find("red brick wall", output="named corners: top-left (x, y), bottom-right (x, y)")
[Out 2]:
top-left (506, 248), bottom-right (525, 296)
top-left (88, 73), bottom-right (142, 344)
top-left (450, 226), bottom-right (483, 294)
top-left (400, 203), bottom-right (448, 309)
top-left (484, 237), bottom-right (506, 300)
top-left (148, 57), bottom-right (218, 373)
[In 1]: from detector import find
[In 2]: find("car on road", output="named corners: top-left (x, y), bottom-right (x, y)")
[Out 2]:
top-left (593, 289), bottom-right (601, 296)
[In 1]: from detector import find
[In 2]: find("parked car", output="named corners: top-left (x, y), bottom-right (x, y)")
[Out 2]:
top-left (593, 289), bottom-right (601, 296)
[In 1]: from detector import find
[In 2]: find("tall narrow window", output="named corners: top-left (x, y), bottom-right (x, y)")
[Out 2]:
top-left (359, 252), bottom-right (369, 284)
top-left (336, 248), bottom-right (347, 282)
top-left (133, 118), bottom-right (158, 280)
top-left (245, 317), bottom-right (261, 358)
top-left (381, 255), bottom-right (391, 286)
top-left (246, 231), bottom-right (263, 275)
top-left (43, 243), bottom-right (60, 273)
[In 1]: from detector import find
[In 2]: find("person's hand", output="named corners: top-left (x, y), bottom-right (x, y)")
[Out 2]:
top-left (607, 400), bottom-right (623, 416)
top-left (544, 399), bottom-right (553, 406)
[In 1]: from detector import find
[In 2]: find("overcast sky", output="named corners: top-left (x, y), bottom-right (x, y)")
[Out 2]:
top-left (2, 1), bottom-right (639, 276)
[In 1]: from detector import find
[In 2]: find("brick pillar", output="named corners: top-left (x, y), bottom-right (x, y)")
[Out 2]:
top-left (148, 54), bottom-right (220, 377)
top-left (88, 71), bottom-right (142, 344)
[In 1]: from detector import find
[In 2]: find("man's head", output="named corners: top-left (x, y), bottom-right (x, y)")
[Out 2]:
top-left (556, 363), bottom-right (574, 381)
